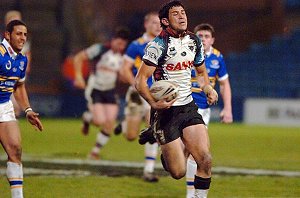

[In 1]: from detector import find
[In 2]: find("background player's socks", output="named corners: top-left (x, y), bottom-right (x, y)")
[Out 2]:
top-left (90, 130), bottom-right (110, 159)
top-left (81, 111), bottom-right (93, 135)
top-left (7, 162), bottom-right (23, 198)
top-left (82, 111), bottom-right (93, 123)
top-left (194, 175), bottom-right (211, 198)
top-left (143, 142), bottom-right (159, 182)
top-left (186, 158), bottom-right (197, 198)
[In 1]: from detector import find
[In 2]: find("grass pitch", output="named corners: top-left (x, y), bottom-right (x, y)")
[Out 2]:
top-left (0, 175), bottom-right (300, 197)
top-left (0, 119), bottom-right (300, 197)
top-left (7, 119), bottom-right (300, 171)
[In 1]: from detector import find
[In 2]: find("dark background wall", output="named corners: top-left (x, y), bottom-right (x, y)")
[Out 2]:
top-left (0, 0), bottom-right (299, 120)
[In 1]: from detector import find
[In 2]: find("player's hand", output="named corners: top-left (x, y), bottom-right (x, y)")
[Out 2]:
top-left (26, 111), bottom-right (43, 131)
top-left (74, 76), bottom-right (86, 89)
top-left (150, 98), bottom-right (176, 110)
top-left (220, 109), bottom-right (233, 124)
top-left (207, 89), bottom-right (218, 105)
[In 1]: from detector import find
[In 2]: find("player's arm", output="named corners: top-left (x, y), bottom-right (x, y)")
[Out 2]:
top-left (219, 78), bottom-right (233, 123)
top-left (119, 58), bottom-right (135, 86)
top-left (13, 82), bottom-right (43, 131)
top-left (195, 63), bottom-right (218, 105)
top-left (73, 50), bottom-right (89, 89)
top-left (135, 62), bottom-right (175, 110)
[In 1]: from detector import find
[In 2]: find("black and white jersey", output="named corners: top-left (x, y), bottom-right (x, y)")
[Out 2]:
top-left (85, 44), bottom-right (123, 91)
top-left (143, 29), bottom-right (205, 106)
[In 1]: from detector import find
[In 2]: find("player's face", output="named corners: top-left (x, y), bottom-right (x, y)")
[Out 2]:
top-left (167, 6), bottom-right (187, 33)
top-left (5, 25), bottom-right (27, 53)
top-left (196, 30), bottom-right (214, 52)
top-left (111, 38), bottom-right (128, 53)
top-left (145, 15), bottom-right (162, 37)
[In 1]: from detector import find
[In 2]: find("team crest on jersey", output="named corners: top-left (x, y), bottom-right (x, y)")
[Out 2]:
top-left (5, 61), bottom-right (12, 70)
top-left (19, 61), bottom-right (25, 71)
top-left (210, 60), bottom-right (220, 69)
top-left (167, 46), bottom-right (177, 56)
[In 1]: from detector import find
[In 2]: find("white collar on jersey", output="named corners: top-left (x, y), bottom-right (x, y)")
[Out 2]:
top-left (1, 38), bottom-right (18, 59)
top-left (205, 46), bottom-right (213, 57)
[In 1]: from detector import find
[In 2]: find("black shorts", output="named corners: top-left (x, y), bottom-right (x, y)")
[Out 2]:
top-left (91, 89), bottom-right (117, 104)
top-left (152, 101), bottom-right (205, 145)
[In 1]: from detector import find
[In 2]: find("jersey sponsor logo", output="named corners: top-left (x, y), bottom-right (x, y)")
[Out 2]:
top-left (145, 42), bottom-right (162, 60)
top-left (166, 61), bottom-right (193, 71)
top-left (5, 61), bottom-right (12, 70)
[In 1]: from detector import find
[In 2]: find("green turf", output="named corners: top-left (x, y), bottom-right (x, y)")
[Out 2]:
top-left (0, 119), bottom-right (300, 171)
top-left (0, 175), bottom-right (299, 197)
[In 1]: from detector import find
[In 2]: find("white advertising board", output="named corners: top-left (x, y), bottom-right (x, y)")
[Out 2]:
top-left (244, 98), bottom-right (300, 126)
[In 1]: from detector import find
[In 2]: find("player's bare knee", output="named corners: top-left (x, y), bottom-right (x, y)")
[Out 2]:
top-left (170, 169), bottom-right (186, 180)
top-left (126, 135), bottom-right (136, 141)
top-left (92, 119), bottom-right (104, 127)
top-left (125, 130), bottom-right (137, 141)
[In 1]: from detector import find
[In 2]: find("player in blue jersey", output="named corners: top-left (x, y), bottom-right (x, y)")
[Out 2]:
top-left (0, 20), bottom-right (43, 198)
top-left (2, 10), bottom-right (32, 117)
top-left (135, 1), bottom-right (218, 197)
top-left (186, 23), bottom-right (233, 198)
top-left (114, 12), bottom-right (162, 182)
top-left (73, 28), bottom-right (129, 159)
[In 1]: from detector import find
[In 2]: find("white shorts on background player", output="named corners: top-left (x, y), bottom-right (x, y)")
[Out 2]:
top-left (0, 100), bottom-right (16, 122)
top-left (124, 86), bottom-right (150, 117)
top-left (197, 108), bottom-right (211, 126)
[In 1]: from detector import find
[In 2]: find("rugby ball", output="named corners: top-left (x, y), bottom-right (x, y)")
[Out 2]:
top-left (150, 80), bottom-right (179, 102)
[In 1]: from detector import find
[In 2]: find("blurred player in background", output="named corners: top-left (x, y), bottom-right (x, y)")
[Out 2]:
top-left (186, 23), bottom-right (233, 198)
top-left (113, 12), bottom-right (162, 182)
top-left (2, 10), bottom-right (32, 117)
top-left (73, 28), bottom-right (129, 159)
top-left (135, 1), bottom-right (218, 197)
top-left (0, 20), bottom-right (43, 198)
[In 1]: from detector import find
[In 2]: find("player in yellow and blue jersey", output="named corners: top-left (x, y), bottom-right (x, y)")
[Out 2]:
top-left (114, 12), bottom-right (162, 182)
top-left (0, 20), bottom-right (43, 198)
top-left (186, 23), bottom-right (233, 198)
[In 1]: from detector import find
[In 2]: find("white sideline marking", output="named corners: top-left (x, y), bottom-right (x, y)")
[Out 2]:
top-left (0, 167), bottom-right (91, 176)
top-left (1, 156), bottom-right (300, 177)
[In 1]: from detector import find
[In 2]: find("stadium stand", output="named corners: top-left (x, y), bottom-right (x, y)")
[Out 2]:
top-left (226, 28), bottom-right (300, 121)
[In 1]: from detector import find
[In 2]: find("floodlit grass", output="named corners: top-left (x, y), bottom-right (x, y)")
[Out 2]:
top-left (1, 119), bottom-right (298, 171)
top-left (0, 175), bottom-right (299, 197)
top-left (0, 119), bottom-right (300, 197)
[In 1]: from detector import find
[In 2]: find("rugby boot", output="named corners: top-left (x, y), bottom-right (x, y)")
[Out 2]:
top-left (138, 127), bottom-right (156, 145)
top-left (81, 120), bottom-right (90, 135)
top-left (142, 172), bottom-right (159, 182)
top-left (114, 123), bottom-right (122, 135)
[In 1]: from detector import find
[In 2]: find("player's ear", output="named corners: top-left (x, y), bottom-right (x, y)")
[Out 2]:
top-left (4, 31), bottom-right (10, 41)
top-left (211, 37), bottom-right (215, 45)
top-left (161, 18), bottom-right (169, 27)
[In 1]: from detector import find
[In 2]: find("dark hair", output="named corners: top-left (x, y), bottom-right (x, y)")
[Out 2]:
top-left (159, 0), bottom-right (185, 29)
top-left (194, 23), bottom-right (215, 37)
top-left (113, 26), bottom-right (130, 41)
top-left (6, 20), bottom-right (27, 34)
